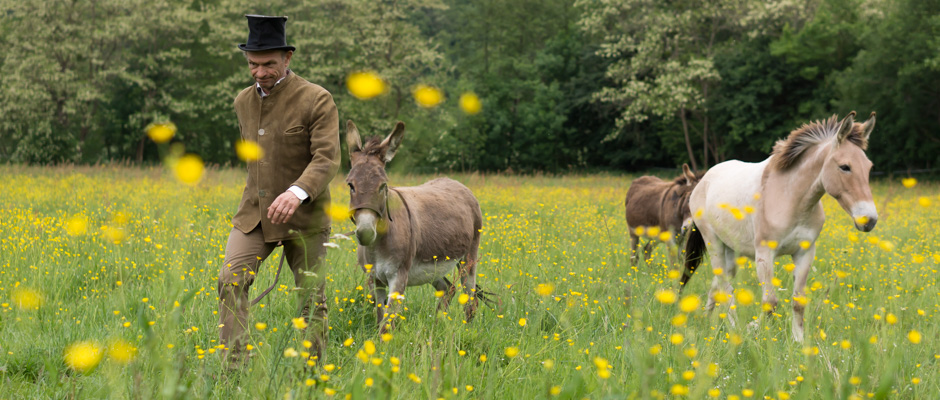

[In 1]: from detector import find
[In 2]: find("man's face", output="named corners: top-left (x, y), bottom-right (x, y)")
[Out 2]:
top-left (246, 50), bottom-right (292, 92)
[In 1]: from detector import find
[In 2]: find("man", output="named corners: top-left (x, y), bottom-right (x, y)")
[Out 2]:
top-left (217, 14), bottom-right (340, 368)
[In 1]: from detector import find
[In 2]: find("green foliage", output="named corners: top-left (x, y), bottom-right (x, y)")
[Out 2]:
top-left (833, 0), bottom-right (940, 171)
top-left (1, 0), bottom-right (938, 171)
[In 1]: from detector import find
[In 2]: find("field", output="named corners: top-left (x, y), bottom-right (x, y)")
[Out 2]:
top-left (1, 164), bottom-right (938, 399)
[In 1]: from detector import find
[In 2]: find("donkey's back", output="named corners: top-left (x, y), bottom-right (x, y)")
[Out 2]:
top-left (396, 177), bottom-right (482, 263)
top-left (625, 175), bottom-right (675, 230)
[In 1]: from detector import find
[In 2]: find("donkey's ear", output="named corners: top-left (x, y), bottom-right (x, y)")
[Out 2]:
top-left (346, 120), bottom-right (362, 156)
top-left (682, 163), bottom-right (695, 185)
top-left (836, 111), bottom-right (857, 144)
top-left (380, 122), bottom-right (405, 163)
top-left (860, 111), bottom-right (876, 141)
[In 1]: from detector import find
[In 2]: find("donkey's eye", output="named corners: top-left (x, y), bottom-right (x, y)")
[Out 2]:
top-left (348, 183), bottom-right (355, 193)
top-left (839, 165), bottom-right (851, 172)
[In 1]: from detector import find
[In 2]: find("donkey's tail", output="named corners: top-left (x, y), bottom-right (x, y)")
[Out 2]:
top-left (473, 284), bottom-right (500, 309)
top-left (680, 223), bottom-right (707, 291)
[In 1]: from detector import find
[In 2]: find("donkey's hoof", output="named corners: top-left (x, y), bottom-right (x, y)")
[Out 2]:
top-left (464, 298), bottom-right (479, 322)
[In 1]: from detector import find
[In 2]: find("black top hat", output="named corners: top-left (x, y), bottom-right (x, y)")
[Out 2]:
top-left (238, 15), bottom-right (296, 52)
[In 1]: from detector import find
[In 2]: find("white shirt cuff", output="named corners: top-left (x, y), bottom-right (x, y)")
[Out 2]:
top-left (287, 185), bottom-right (309, 201)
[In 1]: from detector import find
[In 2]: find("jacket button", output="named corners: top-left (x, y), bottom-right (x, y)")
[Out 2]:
top-left (259, 190), bottom-right (266, 198)
top-left (258, 128), bottom-right (265, 136)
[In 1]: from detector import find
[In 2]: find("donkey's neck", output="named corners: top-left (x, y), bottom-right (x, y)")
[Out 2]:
top-left (763, 142), bottom-right (830, 219)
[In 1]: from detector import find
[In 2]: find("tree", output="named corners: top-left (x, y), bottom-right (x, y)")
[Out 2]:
top-left (576, 0), bottom-right (820, 170)
top-left (0, 0), bottom-right (228, 163)
top-left (832, 0), bottom-right (940, 170)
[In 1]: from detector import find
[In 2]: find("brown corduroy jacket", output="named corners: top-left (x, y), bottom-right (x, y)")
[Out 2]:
top-left (232, 72), bottom-right (340, 242)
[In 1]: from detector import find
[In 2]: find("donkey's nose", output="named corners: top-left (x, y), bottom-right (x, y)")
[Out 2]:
top-left (356, 227), bottom-right (376, 246)
top-left (860, 216), bottom-right (877, 232)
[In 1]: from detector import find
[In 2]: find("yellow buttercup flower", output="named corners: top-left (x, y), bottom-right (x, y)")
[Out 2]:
top-left (712, 290), bottom-right (730, 303)
top-left (64, 341), bottom-right (104, 373)
top-left (504, 347), bottom-right (520, 358)
top-left (173, 154), bottom-right (204, 186)
top-left (102, 225), bottom-right (127, 244)
top-left (535, 283), bottom-right (554, 296)
top-left (901, 177), bottom-right (916, 188)
top-left (12, 288), bottom-right (43, 310)
top-left (670, 384), bottom-right (689, 395)
top-left (346, 71), bottom-right (386, 100)
top-left (678, 295), bottom-right (700, 313)
top-left (459, 92), bottom-right (482, 115)
top-left (292, 317), bottom-right (308, 329)
top-left (670, 333), bottom-right (684, 345)
top-left (655, 289), bottom-right (678, 304)
top-left (65, 215), bottom-right (89, 236)
top-left (146, 122), bottom-right (176, 144)
top-left (413, 84), bottom-right (444, 108)
top-left (908, 330), bottom-right (922, 344)
top-left (735, 288), bottom-right (755, 305)
top-left (236, 140), bottom-right (264, 162)
top-left (107, 339), bottom-right (137, 364)
top-left (649, 344), bottom-right (662, 355)
top-left (326, 203), bottom-right (351, 222)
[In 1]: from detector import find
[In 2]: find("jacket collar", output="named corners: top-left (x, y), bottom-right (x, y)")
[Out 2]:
top-left (256, 69), bottom-right (294, 98)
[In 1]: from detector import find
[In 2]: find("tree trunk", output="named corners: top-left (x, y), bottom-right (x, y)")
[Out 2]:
top-left (701, 84), bottom-right (710, 169)
top-left (136, 137), bottom-right (145, 164)
top-left (679, 107), bottom-right (699, 172)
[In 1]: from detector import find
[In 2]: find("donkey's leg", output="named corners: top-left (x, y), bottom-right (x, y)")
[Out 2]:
top-left (789, 244), bottom-right (816, 342)
top-left (670, 228), bottom-right (688, 269)
top-left (432, 277), bottom-right (456, 314)
top-left (706, 244), bottom-right (739, 327)
top-left (461, 228), bottom-right (482, 322)
top-left (373, 279), bottom-right (388, 331)
top-left (720, 248), bottom-right (740, 328)
top-left (459, 258), bottom-right (480, 322)
top-left (754, 244), bottom-right (779, 314)
top-left (629, 233), bottom-right (640, 265)
top-left (642, 240), bottom-right (654, 263)
top-left (380, 271), bottom-right (410, 334)
top-left (704, 241), bottom-right (733, 310)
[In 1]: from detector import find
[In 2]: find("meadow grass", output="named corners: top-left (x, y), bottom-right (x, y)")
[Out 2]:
top-left (0, 164), bottom-right (937, 399)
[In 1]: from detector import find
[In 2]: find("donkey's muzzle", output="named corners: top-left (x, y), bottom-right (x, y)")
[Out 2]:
top-left (850, 201), bottom-right (878, 232)
top-left (855, 216), bottom-right (877, 232)
top-left (353, 209), bottom-right (379, 246)
top-left (356, 226), bottom-right (376, 246)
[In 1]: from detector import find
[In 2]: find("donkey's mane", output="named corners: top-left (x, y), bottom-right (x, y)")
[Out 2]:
top-left (769, 115), bottom-right (869, 171)
top-left (360, 137), bottom-right (387, 158)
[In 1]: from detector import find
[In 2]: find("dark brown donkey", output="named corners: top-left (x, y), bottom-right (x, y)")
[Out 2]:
top-left (345, 120), bottom-right (486, 333)
top-left (624, 164), bottom-right (702, 264)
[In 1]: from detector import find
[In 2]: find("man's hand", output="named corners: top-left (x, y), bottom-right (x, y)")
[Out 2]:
top-left (268, 191), bottom-right (302, 224)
